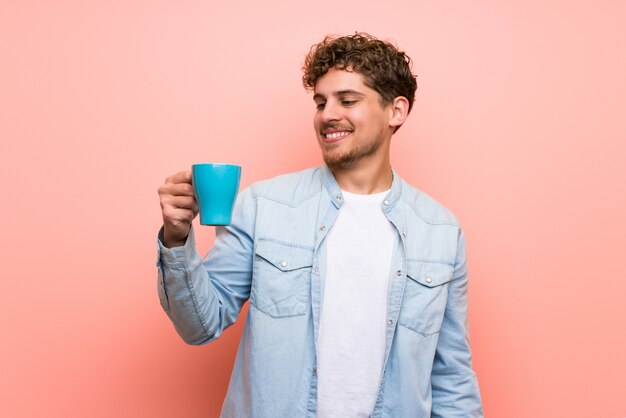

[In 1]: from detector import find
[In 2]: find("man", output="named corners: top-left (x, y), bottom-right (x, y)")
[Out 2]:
top-left (157, 33), bottom-right (483, 417)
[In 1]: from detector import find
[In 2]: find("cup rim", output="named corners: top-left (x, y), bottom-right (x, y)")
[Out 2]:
top-left (192, 163), bottom-right (241, 169)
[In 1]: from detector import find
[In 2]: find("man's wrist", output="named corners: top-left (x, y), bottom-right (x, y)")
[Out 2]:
top-left (163, 238), bottom-right (186, 248)
top-left (158, 227), bottom-right (188, 248)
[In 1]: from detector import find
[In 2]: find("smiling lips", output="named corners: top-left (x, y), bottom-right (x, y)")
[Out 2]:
top-left (322, 130), bottom-right (352, 143)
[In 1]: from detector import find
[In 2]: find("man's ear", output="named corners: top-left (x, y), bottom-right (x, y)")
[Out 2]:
top-left (388, 96), bottom-right (410, 130)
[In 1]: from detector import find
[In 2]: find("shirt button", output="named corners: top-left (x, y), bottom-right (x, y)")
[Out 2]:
top-left (313, 265), bottom-right (319, 272)
top-left (383, 200), bottom-right (390, 206)
top-left (402, 230), bottom-right (407, 237)
top-left (320, 225), bottom-right (326, 231)
top-left (396, 270), bottom-right (402, 276)
top-left (280, 260), bottom-right (288, 268)
top-left (336, 194), bottom-right (343, 201)
top-left (312, 367), bottom-right (317, 375)
top-left (426, 276), bottom-right (433, 283)
top-left (388, 319), bottom-right (394, 326)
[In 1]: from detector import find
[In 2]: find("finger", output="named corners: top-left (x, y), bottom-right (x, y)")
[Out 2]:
top-left (162, 206), bottom-right (196, 225)
top-left (161, 195), bottom-right (197, 210)
top-left (158, 182), bottom-right (195, 197)
top-left (164, 170), bottom-right (192, 185)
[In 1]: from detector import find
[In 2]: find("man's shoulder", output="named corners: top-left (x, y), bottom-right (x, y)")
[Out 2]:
top-left (399, 178), bottom-right (460, 227)
top-left (248, 166), bottom-right (322, 207)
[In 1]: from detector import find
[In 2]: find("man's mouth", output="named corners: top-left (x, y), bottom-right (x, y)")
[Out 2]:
top-left (322, 130), bottom-right (352, 142)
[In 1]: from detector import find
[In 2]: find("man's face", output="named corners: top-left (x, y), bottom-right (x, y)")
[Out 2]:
top-left (313, 68), bottom-right (394, 169)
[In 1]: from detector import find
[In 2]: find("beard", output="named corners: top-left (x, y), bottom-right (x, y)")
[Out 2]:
top-left (320, 134), bottom-right (384, 169)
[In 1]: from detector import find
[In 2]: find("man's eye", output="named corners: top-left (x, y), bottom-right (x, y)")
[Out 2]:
top-left (316, 103), bottom-right (326, 110)
top-left (341, 100), bottom-right (356, 106)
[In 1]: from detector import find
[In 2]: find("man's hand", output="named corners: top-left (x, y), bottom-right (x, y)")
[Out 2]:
top-left (158, 171), bottom-right (199, 248)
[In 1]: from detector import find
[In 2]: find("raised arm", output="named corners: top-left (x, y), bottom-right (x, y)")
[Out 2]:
top-left (156, 171), bottom-right (256, 344)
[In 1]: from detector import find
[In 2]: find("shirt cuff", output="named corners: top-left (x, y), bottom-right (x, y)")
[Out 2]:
top-left (156, 226), bottom-right (197, 268)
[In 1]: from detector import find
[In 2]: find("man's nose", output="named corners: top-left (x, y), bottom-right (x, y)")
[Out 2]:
top-left (321, 101), bottom-right (341, 122)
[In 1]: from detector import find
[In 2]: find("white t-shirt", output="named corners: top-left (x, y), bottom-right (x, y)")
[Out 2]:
top-left (316, 189), bottom-right (396, 417)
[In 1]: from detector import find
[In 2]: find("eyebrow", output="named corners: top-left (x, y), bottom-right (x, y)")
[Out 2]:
top-left (313, 89), bottom-right (366, 101)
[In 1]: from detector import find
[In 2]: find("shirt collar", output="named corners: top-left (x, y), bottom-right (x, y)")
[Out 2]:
top-left (319, 164), bottom-right (403, 211)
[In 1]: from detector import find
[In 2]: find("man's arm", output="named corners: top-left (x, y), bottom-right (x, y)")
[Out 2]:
top-left (430, 228), bottom-right (483, 417)
top-left (156, 185), bottom-right (256, 345)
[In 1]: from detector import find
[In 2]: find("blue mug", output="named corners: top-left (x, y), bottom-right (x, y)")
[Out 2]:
top-left (192, 163), bottom-right (242, 226)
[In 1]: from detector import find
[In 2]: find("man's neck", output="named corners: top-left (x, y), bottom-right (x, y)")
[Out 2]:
top-left (330, 157), bottom-right (393, 195)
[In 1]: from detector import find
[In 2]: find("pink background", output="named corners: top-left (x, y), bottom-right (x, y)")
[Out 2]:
top-left (2, 1), bottom-right (625, 417)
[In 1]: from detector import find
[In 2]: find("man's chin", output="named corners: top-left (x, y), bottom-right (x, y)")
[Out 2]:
top-left (323, 153), bottom-right (358, 169)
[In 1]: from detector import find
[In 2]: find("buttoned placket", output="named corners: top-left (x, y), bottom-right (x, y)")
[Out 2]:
top-left (370, 188), bottom-right (409, 417)
top-left (311, 165), bottom-right (407, 417)
top-left (307, 183), bottom-right (344, 417)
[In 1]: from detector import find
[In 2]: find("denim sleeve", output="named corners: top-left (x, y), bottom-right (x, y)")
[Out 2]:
top-left (156, 187), bottom-right (256, 345)
top-left (430, 228), bottom-right (484, 417)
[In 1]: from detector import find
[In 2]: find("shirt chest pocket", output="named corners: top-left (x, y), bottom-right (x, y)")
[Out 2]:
top-left (251, 239), bottom-right (314, 318)
top-left (398, 261), bottom-right (455, 336)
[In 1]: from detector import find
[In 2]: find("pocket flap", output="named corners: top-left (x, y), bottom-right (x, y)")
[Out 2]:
top-left (255, 239), bottom-right (314, 272)
top-left (406, 261), bottom-right (455, 287)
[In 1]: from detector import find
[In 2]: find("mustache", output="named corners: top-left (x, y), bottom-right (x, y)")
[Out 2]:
top-left (320, 122), bottom-right (354, 132)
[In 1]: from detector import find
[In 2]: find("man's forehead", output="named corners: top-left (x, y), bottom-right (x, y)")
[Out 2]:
top-left (313, 68), bottom-right (371, 96)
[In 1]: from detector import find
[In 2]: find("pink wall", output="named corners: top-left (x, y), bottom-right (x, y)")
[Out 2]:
top-left (2, 1), bottom-right (625, 417)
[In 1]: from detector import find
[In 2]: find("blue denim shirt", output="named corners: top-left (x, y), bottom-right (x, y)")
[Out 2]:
top-left (157, 165), bottom-right (483, 418)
